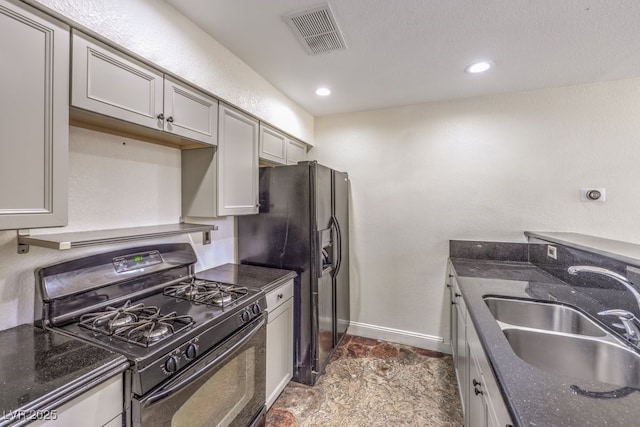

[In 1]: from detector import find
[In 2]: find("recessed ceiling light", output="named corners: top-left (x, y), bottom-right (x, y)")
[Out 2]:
top-left (315, 87), bottom-right (331, 96)
top-left (465, 61), bottom-right (494, 74)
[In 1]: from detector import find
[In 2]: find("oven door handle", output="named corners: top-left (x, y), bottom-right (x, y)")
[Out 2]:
top-left (143, 316), bottom-right (265, 406)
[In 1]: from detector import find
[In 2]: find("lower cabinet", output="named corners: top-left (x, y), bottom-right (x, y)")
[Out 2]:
top-left (448, 262), bottom-right (513, 427)
top-left (467, 321), bottom-right (512, 427)
top-left (31, 374), bottom-right (123, 427)
top-left (265, 279), bottom-right (294, 409)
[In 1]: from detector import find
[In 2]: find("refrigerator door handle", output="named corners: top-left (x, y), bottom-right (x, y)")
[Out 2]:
top-left (333, 215), bottom-right (342, 277)
top-left (317, 226), bottom-right (332, 279)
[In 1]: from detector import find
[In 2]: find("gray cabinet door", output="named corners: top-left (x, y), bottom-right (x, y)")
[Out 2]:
top-left (217, 103), bottom-right (259, 216)
top-left (259, 124), bottom-right (287, 165)
top-left (468, 349), bottom-right (488, 427)
top-left (286, 138), bottom-right (307, 165)
top-left (71, 30), bottom-right (164, 130)
top-left (0, 0), bottom-right (68, 229)
top-left (456, 294), bottom-right (468, 416)
top-left (265, 280), bottom-right (294, 409)
top-left (163, 76), bottom-right (218, 145)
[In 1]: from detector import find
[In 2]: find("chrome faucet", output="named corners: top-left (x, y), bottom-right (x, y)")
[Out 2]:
top-left (567, 266), bottom-right (640, 308)
top-left (567, 265), bottom-right (640, 345)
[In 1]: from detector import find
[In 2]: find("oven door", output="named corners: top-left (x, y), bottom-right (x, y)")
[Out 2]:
top-left (132, 316), bottom-right (266, 427)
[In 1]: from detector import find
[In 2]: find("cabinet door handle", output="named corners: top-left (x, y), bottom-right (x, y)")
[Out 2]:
top-left (166, 116), bottom-right (174, 123)
top-left (277, 293), bottom-right (283, 299)
top-left (157, 113), bottom-right (165, 120)
top-left (455, 293), bottom-right (461, 298)
top-left (473, 379), bottom-right (481, 387)
top-left (474, 387), bottom-right (483, 396)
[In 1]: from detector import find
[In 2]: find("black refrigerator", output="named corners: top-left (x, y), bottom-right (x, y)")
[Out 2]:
top-left (237, 161), bottom-right (349, 385)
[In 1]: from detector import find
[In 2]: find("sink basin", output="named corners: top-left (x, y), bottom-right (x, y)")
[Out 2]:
top-left (502, 328), bottom-right (640, 388)
top-left (484, 297), bottom-right (606, 337)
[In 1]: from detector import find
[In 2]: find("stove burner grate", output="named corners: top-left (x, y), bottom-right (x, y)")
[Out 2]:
top-left (112, 311), bottom-right (193, 347)
top-left (164, 278), bottom-right (249, 307)
top-left (78, 300), bottom-right (193, 347)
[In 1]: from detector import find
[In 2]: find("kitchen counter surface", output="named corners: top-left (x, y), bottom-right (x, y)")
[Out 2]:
top-left (197, 263), bottom-right (297, 294)
top-left (0, 324), bottom-right (128, 426)
top-left (450, 257), bottom-right (640, 426)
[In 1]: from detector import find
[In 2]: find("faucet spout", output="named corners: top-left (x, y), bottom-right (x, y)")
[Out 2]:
top-left (598, 309), bottom-right (640, 345)
top-left (567, 265), bottom-right (640, 310)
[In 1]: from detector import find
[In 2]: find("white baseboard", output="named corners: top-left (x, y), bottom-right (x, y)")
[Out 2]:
top-left (347, 321), bottom-right (451, 354)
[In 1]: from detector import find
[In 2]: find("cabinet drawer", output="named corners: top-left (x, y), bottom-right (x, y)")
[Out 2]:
top-left (266, 279), bottom-right (294, 311)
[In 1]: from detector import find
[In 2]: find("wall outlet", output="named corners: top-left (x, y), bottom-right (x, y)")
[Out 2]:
top-left (580, 188), bottom-right (606, 202)
top-left (547, 245), bottom-right (557, 260)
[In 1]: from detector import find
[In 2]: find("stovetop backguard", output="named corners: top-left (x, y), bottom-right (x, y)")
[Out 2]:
top-left (35, 243), bottom-right (198, 327)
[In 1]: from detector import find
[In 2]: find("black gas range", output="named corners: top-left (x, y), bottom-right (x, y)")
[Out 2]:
top-left (35, 243), bottom-right (267, 427)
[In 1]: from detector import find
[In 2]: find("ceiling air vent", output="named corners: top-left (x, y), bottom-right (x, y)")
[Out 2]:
top-left (284, 4), bottom-right (347, 55)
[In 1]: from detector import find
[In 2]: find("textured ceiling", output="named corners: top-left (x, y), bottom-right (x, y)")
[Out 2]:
top-left (165, 0), bottom-right (640, 117)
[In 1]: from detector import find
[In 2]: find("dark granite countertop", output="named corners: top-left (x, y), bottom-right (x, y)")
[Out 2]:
top-left (0, 324), bottom-right (129, 427)
top-left (450, 258), bottom-right (640, 426)
top-left (197, 263), bottom-right (297, 294)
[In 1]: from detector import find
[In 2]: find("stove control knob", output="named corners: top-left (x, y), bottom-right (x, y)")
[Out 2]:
top-left (251, 303), bottom-right (261, 315)
top-left (241, 310), bottom-right (251, 323)
top-left (164, 355), bottom-right (179, 374)
top-left (185, 343), bottom-right (199, 360)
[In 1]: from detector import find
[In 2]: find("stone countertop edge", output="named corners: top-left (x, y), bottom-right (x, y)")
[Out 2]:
top-left (450, 258), bottom-right (640, 427)
top-left (3, 359), bottom-right (129, 427)
top-left (526, 231), bottom-right (640, 268)
top-left (197, 263), bottom-right (297, 294)
top-left (0, 325), bottom-right (129, 427)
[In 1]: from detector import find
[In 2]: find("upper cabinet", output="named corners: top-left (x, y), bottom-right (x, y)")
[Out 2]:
top-left (259, 124), bottom-right (308, 166)
top-left (163, 76), bottom-right (218, 145)
top-left (259, 124), bottom-right (287, 165)
top-left (286, 138), bottom-right (308, 165)
top-left (217, 104), bottom-right (259, 216)
top-left (71, 31), bottom-right (217, 146)
top-left (71, 30), bottom-right (163, 130)
top-left (0, 0), bottom-right (69, 230)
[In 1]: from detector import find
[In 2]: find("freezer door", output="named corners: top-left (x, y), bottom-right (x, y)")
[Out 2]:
top-left (332, 170), bottom-right (350, 343)
top-left (237, 165), bottom-right (311, 271)
top-left (314, 163), bottom-right (333, 232)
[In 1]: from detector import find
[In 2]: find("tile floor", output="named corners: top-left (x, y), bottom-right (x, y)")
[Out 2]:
top-left (266, 335), bottom-right (463, 426)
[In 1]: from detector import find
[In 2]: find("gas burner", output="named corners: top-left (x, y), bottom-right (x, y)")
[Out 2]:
top-left (79, 300), bottom-right (158, 334)
top-left (78, 301), bottom-right (193, 347)
top-left (112, 311), bottom-right (194, 347)
top-left (164, 278), bottom-right (249, 307)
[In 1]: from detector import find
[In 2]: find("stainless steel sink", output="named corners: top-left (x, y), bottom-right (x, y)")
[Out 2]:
top-left (484, 297), bottom-right (606, 337)
top-left (502, 328), bottom-right (640, 389)
top-left (483, 296), bottom-right (640, 388)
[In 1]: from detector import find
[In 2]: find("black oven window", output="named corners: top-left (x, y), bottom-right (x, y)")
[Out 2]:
top-left (172, 347), bottom-right (256, 427)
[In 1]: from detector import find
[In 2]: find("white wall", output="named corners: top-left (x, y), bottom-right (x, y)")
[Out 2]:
top-left (0, 127), bottom-right (234, 331)
top-left (27, 0), bottom-right (314, 144)
top-left (311, 77), bottom-right (640, 351)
